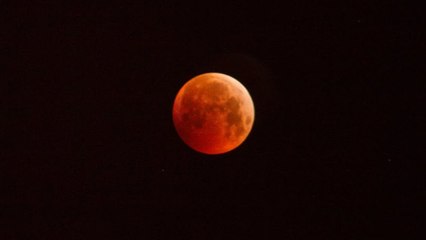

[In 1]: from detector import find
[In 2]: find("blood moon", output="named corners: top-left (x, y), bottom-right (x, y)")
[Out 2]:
top-left (173, 72), bottom-right (255, 154)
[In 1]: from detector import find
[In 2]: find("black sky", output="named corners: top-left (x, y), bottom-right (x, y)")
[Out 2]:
top-left (4, 1), bottom-right (424, 239)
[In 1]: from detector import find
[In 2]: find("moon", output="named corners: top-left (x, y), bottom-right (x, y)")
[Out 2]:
top-left (173, 72), bottom-right (255, 154)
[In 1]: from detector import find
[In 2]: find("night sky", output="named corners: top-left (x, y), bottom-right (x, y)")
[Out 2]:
top-left (4, 1), bottom-right (423, 239)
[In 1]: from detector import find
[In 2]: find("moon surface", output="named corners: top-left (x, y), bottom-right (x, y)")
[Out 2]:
top-left (173, 72), bottom-right (255, 154)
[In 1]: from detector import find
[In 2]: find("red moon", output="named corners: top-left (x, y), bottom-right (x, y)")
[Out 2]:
top-left (173, 72), bottom-right (255, 154)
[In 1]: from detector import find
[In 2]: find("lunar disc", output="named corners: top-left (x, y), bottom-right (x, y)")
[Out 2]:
top-left (172, 72), bottom-right (255, 154)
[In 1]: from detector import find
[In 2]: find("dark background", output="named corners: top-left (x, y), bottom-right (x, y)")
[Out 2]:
top-left (3, 0), bottom-right (424, 239)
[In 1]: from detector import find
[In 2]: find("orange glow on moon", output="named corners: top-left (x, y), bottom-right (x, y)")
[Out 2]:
top-left (173, 72), bottom-right (255, 154)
